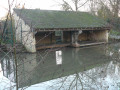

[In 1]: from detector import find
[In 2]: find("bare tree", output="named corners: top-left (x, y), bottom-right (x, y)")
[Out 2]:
top-left (60, 0), bottom-right (89, 11)
top-left (109, 0), bottom-right (120, 17)
top-left (89, 0), bottom-right (120, 17)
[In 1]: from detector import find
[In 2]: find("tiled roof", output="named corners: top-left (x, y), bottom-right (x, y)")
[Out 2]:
top-left (14, 9), bottom-right (110, 30)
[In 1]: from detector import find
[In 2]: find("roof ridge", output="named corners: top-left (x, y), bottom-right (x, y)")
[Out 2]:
top-left (13, 8), bottom-right (89, 13)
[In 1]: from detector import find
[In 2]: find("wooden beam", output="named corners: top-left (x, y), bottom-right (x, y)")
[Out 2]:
top-left (72, 42), bottom-right (106, 48)
top-left (34, 26), bottom-right (111, 32)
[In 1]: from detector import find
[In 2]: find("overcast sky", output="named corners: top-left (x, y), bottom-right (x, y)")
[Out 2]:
top-left (0, 0), bottom-right (89, 19)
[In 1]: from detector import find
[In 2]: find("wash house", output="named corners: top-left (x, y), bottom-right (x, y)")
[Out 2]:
top-left (14, 9), bottom-right (111, 52)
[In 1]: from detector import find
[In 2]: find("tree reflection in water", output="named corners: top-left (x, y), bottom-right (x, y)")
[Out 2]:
top-left (42, 61), bottom-right (120, 90)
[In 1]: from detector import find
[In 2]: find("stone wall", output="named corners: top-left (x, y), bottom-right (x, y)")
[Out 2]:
top-left (14, 13), bottom-right (36, 53)
top-left (78, 32), bottom-right (88, 41)
top-left (89, 30), bottom-right (109, 42)
top-left (78, 30), bottom-right (109, 42)
top-left (35, 32), bottom-right (56, 46)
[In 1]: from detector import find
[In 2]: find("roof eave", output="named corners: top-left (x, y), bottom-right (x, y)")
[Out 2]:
top-left (34, 27), bottom-right (111, 32)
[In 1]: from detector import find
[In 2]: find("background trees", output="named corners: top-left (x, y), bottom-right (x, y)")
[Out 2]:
top-left (60, 0), bottom-right (89, 11)
top-left (60, 0), bottom-right (120, 32)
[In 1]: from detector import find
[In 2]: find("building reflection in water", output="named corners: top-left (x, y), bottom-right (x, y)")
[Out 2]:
top-left (0, 45), bottom-right (120, 90)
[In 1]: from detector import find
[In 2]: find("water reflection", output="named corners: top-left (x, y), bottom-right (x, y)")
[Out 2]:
top-left (0, 54), bottom-right (15, 83)
top-left (56, 51), bottom-right (62, 65)
top-left (0, 44), bottom-right (120, 90)
top-left (0, 53), bottom-right (15, 89)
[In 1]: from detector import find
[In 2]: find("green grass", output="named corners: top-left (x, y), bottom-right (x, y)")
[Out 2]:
top-left (110, 30), bottom-right (120, 36)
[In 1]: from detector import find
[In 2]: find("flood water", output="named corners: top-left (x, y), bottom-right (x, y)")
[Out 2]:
top-left (0, 43), bottom-right (120, 90)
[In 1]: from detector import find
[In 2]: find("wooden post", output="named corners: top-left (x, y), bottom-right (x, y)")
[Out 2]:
top-left (51, 32), bottom-right (52, 44)
top-left (21, 22), bottom-right (22, 43)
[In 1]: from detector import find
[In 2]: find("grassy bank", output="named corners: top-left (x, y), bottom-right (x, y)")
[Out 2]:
top-left (110, 30), bottom-right (120, 36)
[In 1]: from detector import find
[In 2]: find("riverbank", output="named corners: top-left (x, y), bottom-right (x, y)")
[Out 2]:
top-left (109, 35), bottom-right (120, 40)
top-left (109, 30), bottom-right (120, 40)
